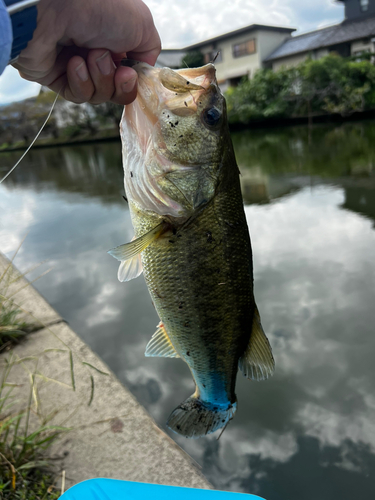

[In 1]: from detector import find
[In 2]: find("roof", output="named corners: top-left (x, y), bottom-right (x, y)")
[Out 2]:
top-left (156, 50), bottom-right (186, 68)
top-left (163, 24), bottom-right (296, 52)
top-left (266, 15), bottom-right (375, 61)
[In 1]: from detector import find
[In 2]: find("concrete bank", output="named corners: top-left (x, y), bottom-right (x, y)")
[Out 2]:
top-left (0, 253), bottom-right (211, 491)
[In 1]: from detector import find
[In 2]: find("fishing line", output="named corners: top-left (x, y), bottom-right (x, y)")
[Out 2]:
top-left (0, 89), bottom-right (61, 185)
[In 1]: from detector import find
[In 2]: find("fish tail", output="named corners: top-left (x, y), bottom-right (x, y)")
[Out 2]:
top-left (166, 395), bottom-right (237, 439)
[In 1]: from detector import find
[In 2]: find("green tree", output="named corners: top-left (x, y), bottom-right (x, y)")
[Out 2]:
top-left (181, 50), bottom-right (204, 68)
top-left (226, 54), bottom-right (375, 125)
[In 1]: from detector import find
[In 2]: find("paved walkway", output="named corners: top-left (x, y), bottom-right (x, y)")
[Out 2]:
top-left (0, 253), bottom-right (210, 491)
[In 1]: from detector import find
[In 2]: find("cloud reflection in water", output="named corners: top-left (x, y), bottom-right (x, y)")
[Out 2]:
top-left (0, 124), bottom-right (375, 499)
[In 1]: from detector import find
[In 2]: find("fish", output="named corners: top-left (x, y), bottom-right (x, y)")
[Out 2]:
top-left (109, 61), bottom-right (275, 438)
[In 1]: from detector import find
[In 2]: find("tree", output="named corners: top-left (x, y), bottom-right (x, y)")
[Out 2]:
top-left (91, 102), bottom-right (123, 127)
top-left (226, 55), bottom-right (375, 125)
top-left (181, 51), bottom-right (204, 68)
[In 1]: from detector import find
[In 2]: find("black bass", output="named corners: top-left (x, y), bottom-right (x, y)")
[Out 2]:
top-left (109, 62), bottom-right (274, 438)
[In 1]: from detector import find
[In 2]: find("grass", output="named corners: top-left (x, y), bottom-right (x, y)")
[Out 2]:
top-left (0, 354), bottom-right (63, 499)
top-left (0, 249), bottom-right (63, 498)
top-left (0, 242), bottom-right (49, 351)
top-left (0, 243), bottom-right (110, 498)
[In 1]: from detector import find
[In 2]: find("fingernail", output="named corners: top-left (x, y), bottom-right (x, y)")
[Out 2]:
top-left (122, 77), bottom-right (136, 93)
top-left (96, 51), bottom-right (112, 76)
top-left (76, 61), bottom-right (88, 82)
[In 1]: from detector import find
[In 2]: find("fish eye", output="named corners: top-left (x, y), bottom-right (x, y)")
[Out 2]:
top-left (202, 108), bottom-right (222, 129)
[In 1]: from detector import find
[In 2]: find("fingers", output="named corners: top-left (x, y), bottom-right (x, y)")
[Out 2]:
top-left (111, 65), bottom-right (138, 106)
top-left (63, 56), bottom-right (95, 103)
top-left (52, 50), bottom-right (138, 105)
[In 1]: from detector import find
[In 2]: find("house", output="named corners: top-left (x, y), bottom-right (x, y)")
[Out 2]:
top-left (157, 24), bottom-right (296, 90)
top-left (158, 1), bottom-right (375, 86)
top-left (265, 0), bottom-right (375, 70)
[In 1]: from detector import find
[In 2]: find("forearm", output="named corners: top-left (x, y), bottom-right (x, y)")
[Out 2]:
top-left (0, 0), bottom-right (13, 75)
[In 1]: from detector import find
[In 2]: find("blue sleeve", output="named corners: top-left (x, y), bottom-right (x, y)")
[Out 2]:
top-left (0, 0), bottom-right (12, 75)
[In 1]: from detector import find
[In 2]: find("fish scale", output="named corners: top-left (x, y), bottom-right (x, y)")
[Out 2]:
top-left (110, 62), bottom-right (275, 438)
top-left (134, 163), bottom-right (254, 406)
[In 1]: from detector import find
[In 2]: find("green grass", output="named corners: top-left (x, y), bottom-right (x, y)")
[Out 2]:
top-left (0, 244), bottom-right (110, 497)
top-left (0, 243), bottom-right (48, 350)
top-left (0, 353), bottom-right (64, 499)
top-left (0, 248), bottom-right (62, 498)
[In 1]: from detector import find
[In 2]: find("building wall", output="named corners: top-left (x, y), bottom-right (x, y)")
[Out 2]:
top-left (344, 0), bottom-right (375, 21)
top-left (257, 31), bottom-right (294, 64)
top-left (199, 29), bottom-right (293, 83)
top-left (271, 48), bottom-right (329, 71)
top-left (272, 52), bottom-right (309, 71)
top-left (351, 38), bottom-right (375, 55)
top-left (199, 32), bottom-right (260, 83)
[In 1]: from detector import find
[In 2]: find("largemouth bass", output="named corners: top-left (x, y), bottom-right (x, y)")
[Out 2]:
top-left (109, 62), bottom-right (274, 438)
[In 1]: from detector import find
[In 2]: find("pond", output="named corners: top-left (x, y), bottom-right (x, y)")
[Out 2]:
top-left (1, 122), bottom-right (375, 500)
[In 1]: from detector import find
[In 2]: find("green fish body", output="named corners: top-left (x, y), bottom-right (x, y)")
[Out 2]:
top-left (109, 63), bottom-right (274, 438)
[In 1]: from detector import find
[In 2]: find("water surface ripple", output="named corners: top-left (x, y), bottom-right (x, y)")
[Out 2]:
top-left (1, 122), bottom-right (375, 499)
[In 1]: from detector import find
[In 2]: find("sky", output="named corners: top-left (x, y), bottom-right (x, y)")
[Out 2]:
top-left (0, 0), bottom-right (344, 105)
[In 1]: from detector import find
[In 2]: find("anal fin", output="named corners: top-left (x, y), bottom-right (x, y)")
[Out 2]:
top-left (239, 304), bottom-right (275, 381)
top-left (145, 322), bottom-right (180, 358)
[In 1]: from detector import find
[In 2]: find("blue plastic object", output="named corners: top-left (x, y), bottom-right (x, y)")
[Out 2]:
top-left (5, 0), bottom-right (38, 61)
top-left (60, 479), bottom-right (266, 500)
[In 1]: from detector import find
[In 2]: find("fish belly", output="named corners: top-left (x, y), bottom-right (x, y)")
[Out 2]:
top-left (138, 177), bottom-right (254, 408)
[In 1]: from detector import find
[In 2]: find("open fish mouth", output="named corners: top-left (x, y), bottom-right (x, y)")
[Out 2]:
top-left (120, 60), bottom-right (226, 218)
top-left (121, 58), bottom-right (221, 138)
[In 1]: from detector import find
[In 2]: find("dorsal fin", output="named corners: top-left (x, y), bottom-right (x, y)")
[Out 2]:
top-left (239, 304), bottom-right (275, 381)
top-left (145, 322), bottom-right (180, 358)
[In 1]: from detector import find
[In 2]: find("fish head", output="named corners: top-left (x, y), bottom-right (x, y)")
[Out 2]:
top-left (121, 62), bottom-right (229, 218)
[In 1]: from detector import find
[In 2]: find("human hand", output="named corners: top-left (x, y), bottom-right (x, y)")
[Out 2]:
top-left (13, 0), bottom-right (161, 105)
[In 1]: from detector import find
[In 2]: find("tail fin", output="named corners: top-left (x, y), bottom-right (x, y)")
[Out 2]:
top-left (166, 395), bottom-right (237, 439)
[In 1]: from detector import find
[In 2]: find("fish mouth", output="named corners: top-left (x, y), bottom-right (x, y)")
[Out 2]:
top-left (121, 59), bottom-right (219, 123)
top-left (119, 61), bottom-right (222, 218)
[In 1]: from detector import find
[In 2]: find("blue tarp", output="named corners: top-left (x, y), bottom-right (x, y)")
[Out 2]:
top-left (61, 479), bottom-right (266, 500)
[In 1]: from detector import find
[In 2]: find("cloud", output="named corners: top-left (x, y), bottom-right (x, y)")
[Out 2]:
top-left (0, 1), bottom-right (345, 105)
top-left (146, 0), bottom-right (345, 48)
top-left (0, 65), bottom-right (40, 105)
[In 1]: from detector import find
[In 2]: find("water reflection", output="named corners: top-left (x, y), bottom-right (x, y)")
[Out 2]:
top-left (1, 122), bottom-right (375, 499)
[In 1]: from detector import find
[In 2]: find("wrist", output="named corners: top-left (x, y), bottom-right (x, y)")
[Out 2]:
top-left (5, 0), bottom-right (39, 62)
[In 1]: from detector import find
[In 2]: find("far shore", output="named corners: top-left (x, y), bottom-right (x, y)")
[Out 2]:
top-left (1, 108), bottom-right (375, 153)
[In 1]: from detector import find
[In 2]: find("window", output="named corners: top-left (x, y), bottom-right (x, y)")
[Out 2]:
top-left (232, 39), bottom-right (256, 58)
top-left (360, 0), bottom-right (369, 12)
top-left (353, 48), bottom-right (371, 61)
top-left (204, 51), bottom-right (222, 64)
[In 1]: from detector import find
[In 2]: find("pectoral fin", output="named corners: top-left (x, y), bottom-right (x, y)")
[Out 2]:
top-left (108, 222), bottom-right (167, 282)
top-left (239, 304), bottom-right (275, 381)
top-left (145, 322), bottom-right (180, 358)
top-left (117, 253), bottom-right (143, 282)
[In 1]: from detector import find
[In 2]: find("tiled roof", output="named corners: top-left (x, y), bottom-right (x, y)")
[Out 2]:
top-left (157, 50), bottom-right (186, 68)
top-left (266, 15), bottom-right (375, 62)
top-left (185, 24), bottom-right (295, 51)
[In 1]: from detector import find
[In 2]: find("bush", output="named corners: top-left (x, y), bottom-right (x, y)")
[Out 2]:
top-left (226, 55), bottom-right (375, 124)
top-left (181, 50), bottom-right (204, 69)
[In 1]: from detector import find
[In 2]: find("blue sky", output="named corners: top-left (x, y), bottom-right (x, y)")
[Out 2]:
top-left (0, 0), bottom-right (345, 105)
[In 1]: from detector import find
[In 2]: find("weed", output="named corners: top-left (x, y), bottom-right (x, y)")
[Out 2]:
top-left (0, 354), bottom-right (65, 499)
top-left (0, 240), bottom-right (49, 349)
top-left (0, 245), bottom-right (110, 497)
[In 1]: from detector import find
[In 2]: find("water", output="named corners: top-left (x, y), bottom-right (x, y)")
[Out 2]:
top-left (1, 122), bottom-right (375, 499)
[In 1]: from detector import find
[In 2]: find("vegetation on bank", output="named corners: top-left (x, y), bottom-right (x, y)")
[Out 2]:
top-left (0, 356), bottom-right (62, 499)
top-left (0, 257), bottom-right (62, 498)
top-left (226, 54), bottom-right (375, 125)
top-left (0, 91), bottom-right (122, 151)
top-left (0, 251), bottom-right (109, 498)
